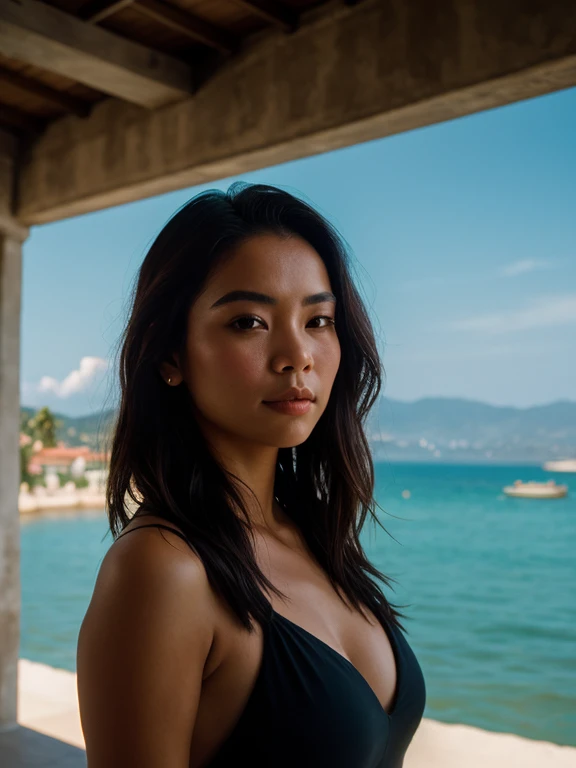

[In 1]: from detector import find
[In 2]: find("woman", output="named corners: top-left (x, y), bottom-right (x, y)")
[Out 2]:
top-left (77, 182), bottom-right (426, 767)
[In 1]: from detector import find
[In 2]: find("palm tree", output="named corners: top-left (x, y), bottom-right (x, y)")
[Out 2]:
top-left (27, 406), bottom-right (61, 448)
top-left (20, 406), bottom-right (62, 486)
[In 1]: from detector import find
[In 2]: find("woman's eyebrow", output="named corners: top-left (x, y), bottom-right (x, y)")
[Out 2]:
top-left (210, 290), bottom-right (337, 309)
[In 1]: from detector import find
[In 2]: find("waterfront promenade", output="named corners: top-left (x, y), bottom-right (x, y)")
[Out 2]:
top-left (19, 488), bottom-right (107, 515)
top-left (1, 658), bottom-right (574, 767)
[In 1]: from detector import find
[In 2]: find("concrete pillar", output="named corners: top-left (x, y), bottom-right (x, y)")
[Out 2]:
top-left (0, 131), bottom-right (28, 732)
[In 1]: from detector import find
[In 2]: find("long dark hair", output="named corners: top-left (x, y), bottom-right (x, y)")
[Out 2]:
top-left (105, 181), bottom-right (409, 633)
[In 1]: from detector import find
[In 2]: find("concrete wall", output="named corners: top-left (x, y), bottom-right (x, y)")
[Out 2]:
top-left (16, 0), bottom-right (576, 224)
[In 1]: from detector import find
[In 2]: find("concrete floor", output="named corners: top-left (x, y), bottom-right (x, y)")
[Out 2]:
top-left (0, 726), bottom-right (86, 768)
top-left (0, 659), bottom-right (86, 768)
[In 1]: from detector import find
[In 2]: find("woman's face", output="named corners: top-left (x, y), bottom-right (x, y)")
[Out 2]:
top-left (172, 232), bottom-right (341, 450)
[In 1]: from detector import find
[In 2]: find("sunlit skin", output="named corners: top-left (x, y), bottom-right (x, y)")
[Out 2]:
top-left (159, 232), bottom-right (341, 533)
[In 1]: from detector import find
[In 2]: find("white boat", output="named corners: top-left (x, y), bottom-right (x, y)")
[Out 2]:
top-left (503, 480), bottom-right (568, 498)
top-left (542, 459), bottom-right (576, 473)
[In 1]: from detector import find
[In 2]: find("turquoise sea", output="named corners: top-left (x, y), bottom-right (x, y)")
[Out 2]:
top-left (20, 462), bottom-right (576, 746)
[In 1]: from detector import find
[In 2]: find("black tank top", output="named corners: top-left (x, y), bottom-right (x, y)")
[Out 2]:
top-left (116, 523), bottom-right (427, 767)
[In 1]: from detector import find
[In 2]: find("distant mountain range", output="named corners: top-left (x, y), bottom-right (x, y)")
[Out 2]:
top-left (22, 397), bottom-right (576, 465)
top-left (366, 397), bottom-right (576, 464)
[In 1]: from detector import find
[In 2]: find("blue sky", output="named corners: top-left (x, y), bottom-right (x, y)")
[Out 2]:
top-left (21, 87), bottom-right (576, 417)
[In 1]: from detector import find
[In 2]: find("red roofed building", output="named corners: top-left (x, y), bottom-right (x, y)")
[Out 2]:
top-left (28, 446), bottom-right (109, 475)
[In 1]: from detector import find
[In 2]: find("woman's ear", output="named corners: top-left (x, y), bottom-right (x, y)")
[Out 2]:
top-left (159, 353), bottom-right (183, 386)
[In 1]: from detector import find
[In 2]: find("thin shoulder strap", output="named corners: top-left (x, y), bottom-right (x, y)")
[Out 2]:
top-left (117, 523), bottom-right (194, 550)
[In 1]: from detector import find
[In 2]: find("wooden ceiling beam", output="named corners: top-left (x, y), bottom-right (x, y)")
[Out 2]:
top-left (230, 0), bottom-right (298, 33)
top-left (0, 0), bottom-right (193, 108)
top-left (0, 68), bottom-right (91, 117)
top-left (133, 0), bottom-right (238, 56)
top-left (79, 0), bottom-right (136, 24)
top-left (80, 0), bottom-right (237, 55)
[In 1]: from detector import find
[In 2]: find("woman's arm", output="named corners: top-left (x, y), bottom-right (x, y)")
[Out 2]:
top-left (77, 529), bottom-right (215, 767)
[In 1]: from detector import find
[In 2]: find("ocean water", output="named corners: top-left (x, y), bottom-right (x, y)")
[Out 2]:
top-left (20, 462), bottom-right (576, 746)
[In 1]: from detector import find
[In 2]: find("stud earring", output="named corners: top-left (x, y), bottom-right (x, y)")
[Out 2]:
top-left (167, 377), bottom-right (172, 384)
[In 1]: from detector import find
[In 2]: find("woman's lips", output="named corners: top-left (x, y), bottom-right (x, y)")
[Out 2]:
top-left (262, 399), bottom-right (313, 415)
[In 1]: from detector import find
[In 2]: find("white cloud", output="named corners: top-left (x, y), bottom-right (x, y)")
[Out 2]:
top-left (37, 356), bottom-right (109, 398)
top-left (500, 259), bottom-right (551, 277)
top-left (448, 293), bottom-right (576, 335)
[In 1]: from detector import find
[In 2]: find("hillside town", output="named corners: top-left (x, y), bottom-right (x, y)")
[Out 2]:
top-left (19, 407), bottom-right (108, 513)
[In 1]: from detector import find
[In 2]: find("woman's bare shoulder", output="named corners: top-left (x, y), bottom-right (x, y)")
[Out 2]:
top-left (78, 514), bottom-right (216, 765)
top-left (95, 513), bottom-right (215, 618)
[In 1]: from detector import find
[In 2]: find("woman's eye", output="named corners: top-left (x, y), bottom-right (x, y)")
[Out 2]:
top-left (229, 315), bottom-right (336, 331)
top-left (311, 315), bottom-right (336, 328)
top-left (229, 315), bottom-right (263, 331)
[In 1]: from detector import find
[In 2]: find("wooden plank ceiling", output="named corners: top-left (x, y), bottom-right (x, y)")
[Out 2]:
top-left (0, 0), bottom-right (357, 138)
